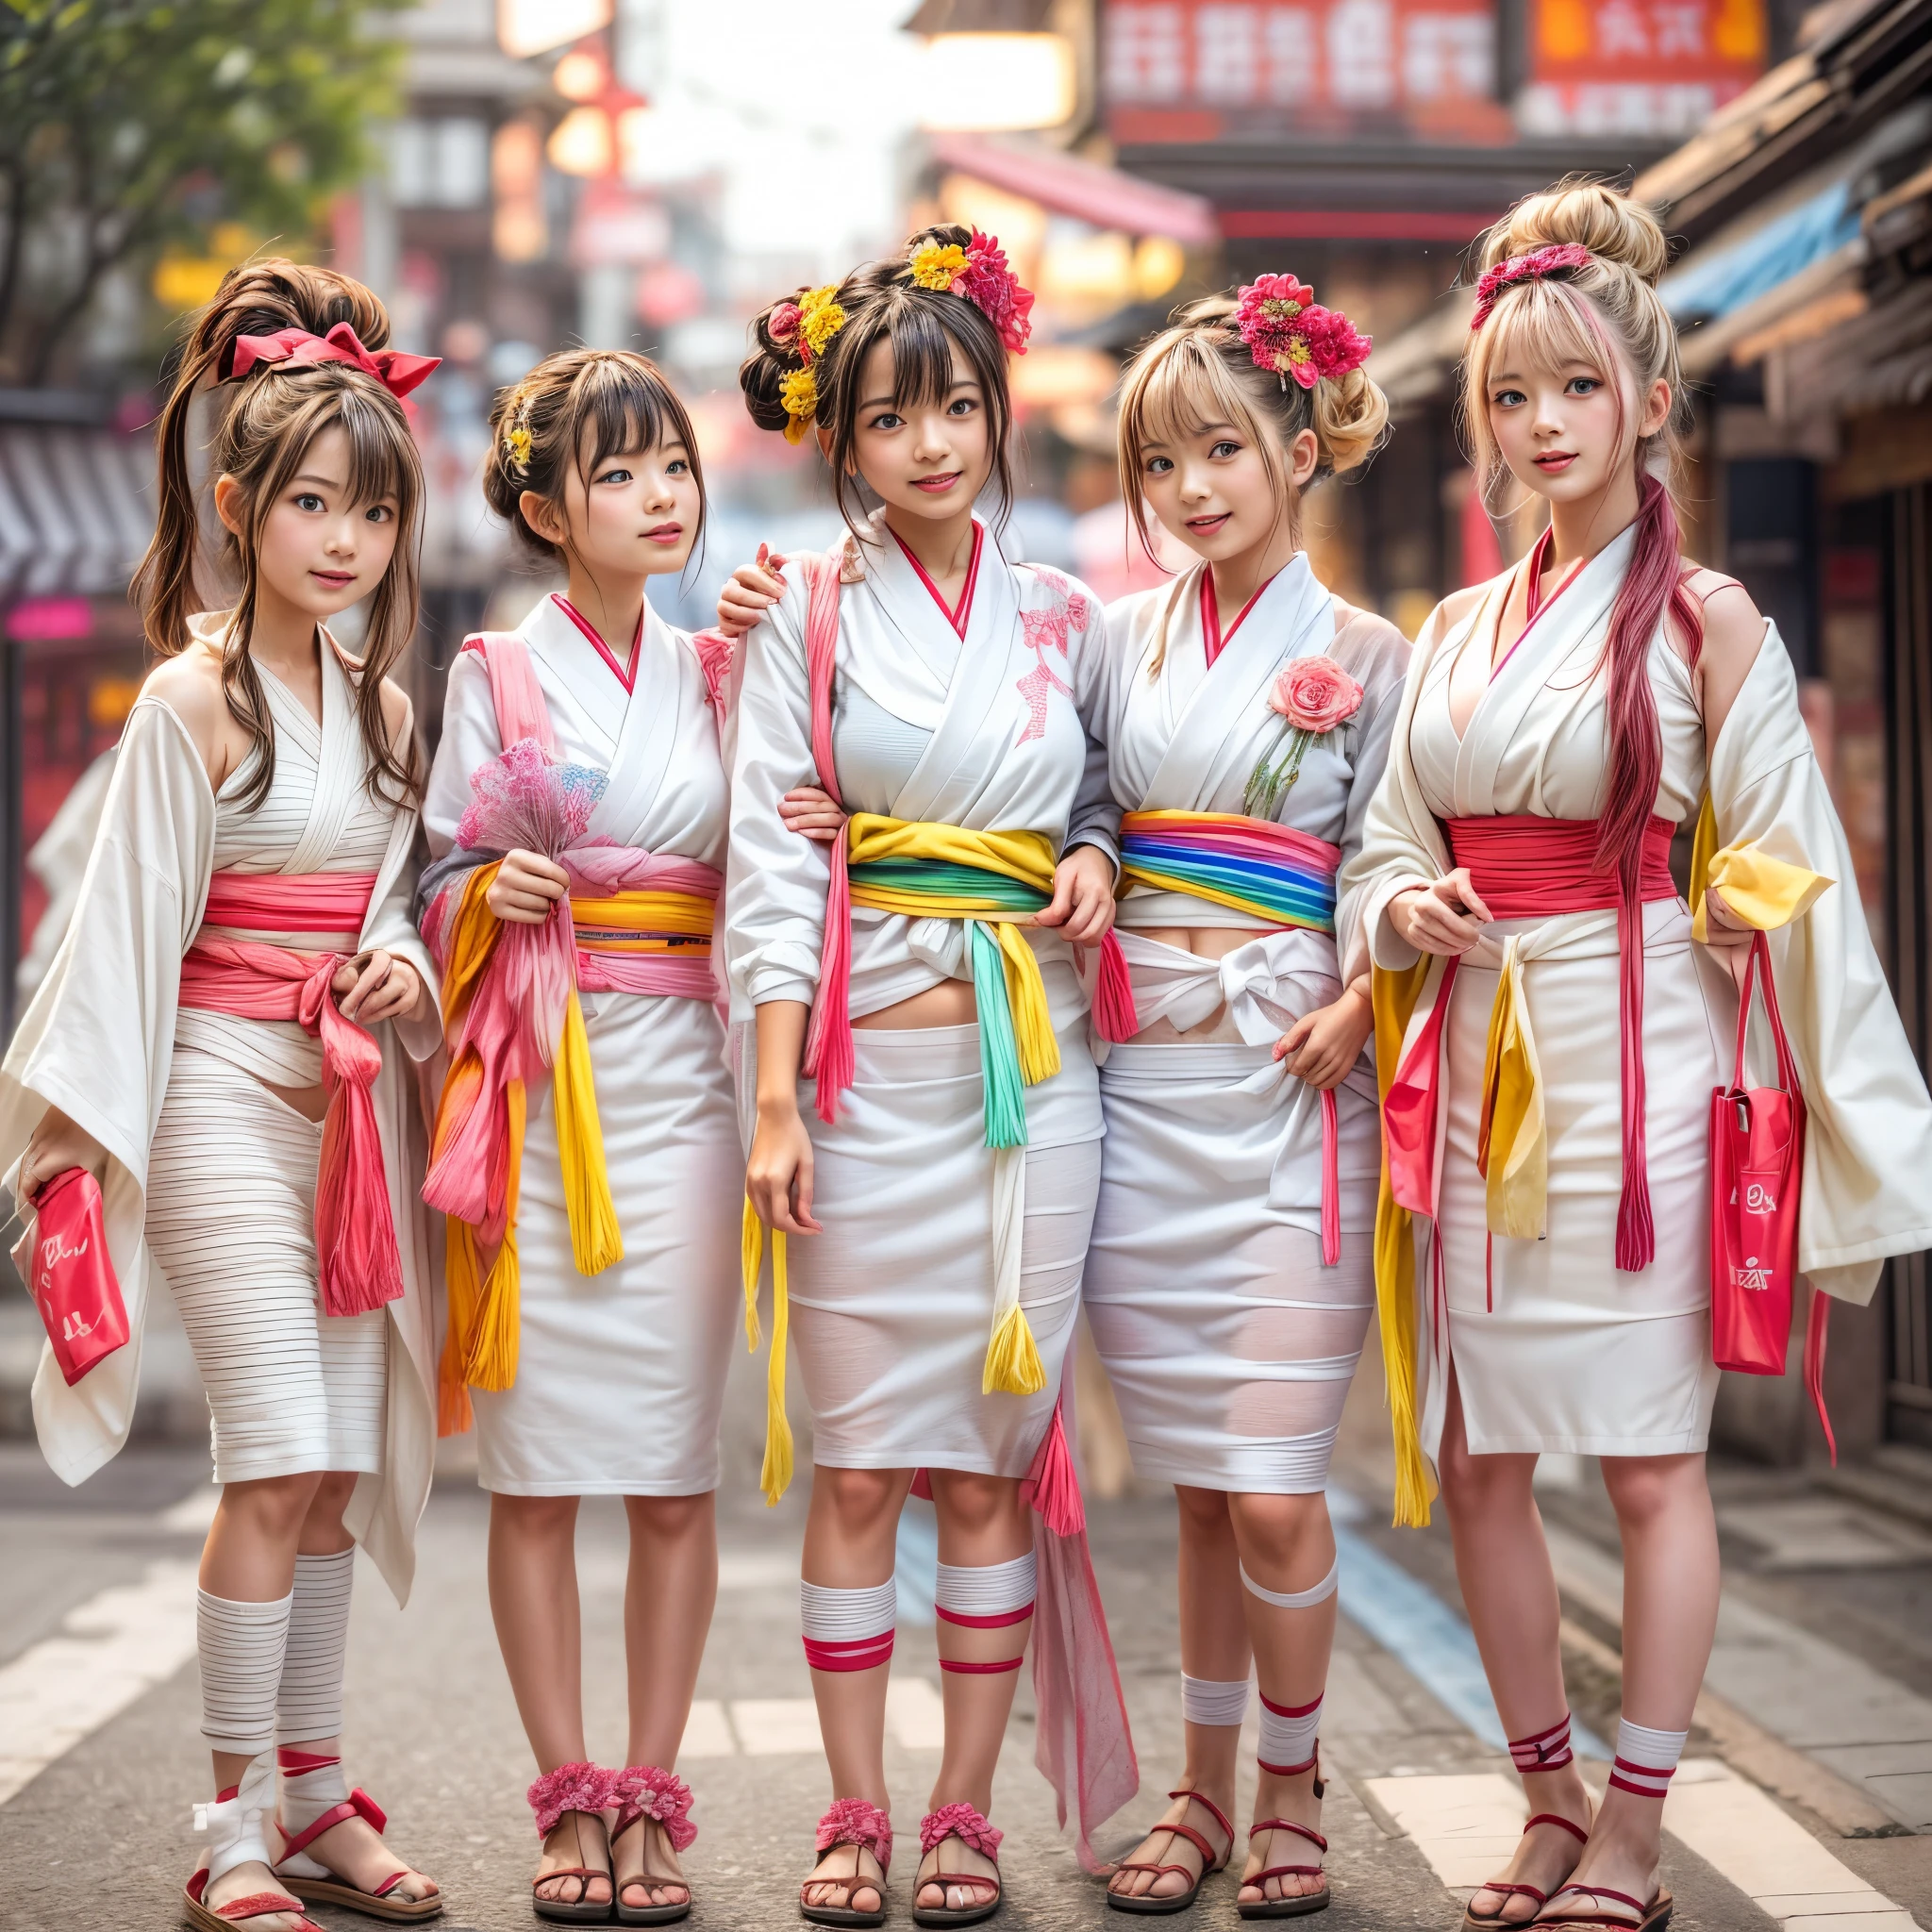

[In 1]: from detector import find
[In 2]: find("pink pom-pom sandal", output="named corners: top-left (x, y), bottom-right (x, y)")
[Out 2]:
top-left (912, 1803), bottom-right (1004, 1928)
top-left (803, 1798), bottom-right (892, 1929)
top-left (608, 1766), bottom-right (695, 1925)
top-left (527, 1762), bottom-right (615, 1924)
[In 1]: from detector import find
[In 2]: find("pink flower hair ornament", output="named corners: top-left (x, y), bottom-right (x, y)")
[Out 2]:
top-left (908, 229), bottom-right (1035, 355)
top-left (1470, 242), bottom-right (1595, 331)
top-left (1233, 274), bottom-right (1371, 390)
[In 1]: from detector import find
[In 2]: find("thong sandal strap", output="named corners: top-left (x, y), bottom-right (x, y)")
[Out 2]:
top-left (277, 1790), bottom-right (390, 1867)
top-left (1248, 1818), bottom-right (1328, 1854)
top-left (1168, 1787), bottom-right (1236, 1853)
top-left (1541, 1882), bottom-right (1647, 1929)
top-left (1525, 1812), bottom-right (1591, 1847)
top-left (1478, 1881), bottom-right (1549, 1905)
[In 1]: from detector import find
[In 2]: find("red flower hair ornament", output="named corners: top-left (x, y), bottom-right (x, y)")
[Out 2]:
top-left (227, 322), bottom-right (441, 400)
top-left (1233, 274), bottom-right (1372, 390)
top-left (1469, 243), bottom-right (1595, 331)
top-left (907, 229), bottom-right (1035, 355)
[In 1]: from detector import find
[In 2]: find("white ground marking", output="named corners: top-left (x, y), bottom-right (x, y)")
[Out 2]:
top-left (679, 1698), bottom-right (736, 1757)
top-left (716, 1550), bottom-right (804, 1591)
top-left (1361, 1774), bottom-right (1531, 1891)
top-left (158, 1482), bottom-right (221, 1534)
top-left (885, 1675), bottom-right (946, 1749)
top-left (730, 1696), bottom-right (826, 1756)
top-left (0, 1558), bottom-right (200, 1804)
top-left (716, 1678), bottom-right (946, 1757)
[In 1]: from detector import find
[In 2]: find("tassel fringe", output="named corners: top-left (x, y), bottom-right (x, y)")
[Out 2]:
top-left (983, 1302), bottom-right (1047, 1396)
top-left (971, 924), bottom-right (1030, 1149)
top-left (1091, 931), bottom-right (1140, 1043)
top-left (1022, 1401), bottom-right (1084, 1535)
top-left (741, 1200), bottom-right (794, 1506)
top-left (997, 923), bottom-right (1060, 1087)
top-left (741, 1197), bottom-right (764, 1350)
top-left (553, 989), bottom-right (624, 1276)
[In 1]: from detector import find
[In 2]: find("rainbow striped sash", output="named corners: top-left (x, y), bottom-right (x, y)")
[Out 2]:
top-left (1119, 809), bottom-right (1340, 932)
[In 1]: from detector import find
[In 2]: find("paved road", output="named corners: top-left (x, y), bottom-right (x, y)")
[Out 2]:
top-left (2, 1346), bottom-right (1929, 1932)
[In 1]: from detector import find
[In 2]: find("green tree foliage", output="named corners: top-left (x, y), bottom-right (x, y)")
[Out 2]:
top-left (0, 0), bottom-right (401, 383)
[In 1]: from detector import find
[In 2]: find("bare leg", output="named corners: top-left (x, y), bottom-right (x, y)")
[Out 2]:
top-left (1232, 1491), bottom-right (1336, 1907)
top-left (800, 1465), bottom-right (913, 1918)
top-left (1553, 1454), bottom-right (1718, 1916)
top-left (915, 1469), bottom-right (1035, 1915)
top-left (1436, 1373), bottom-right (1591, 1925)
top-left (489, 1492), bottom-right (609, 1911)
top-left (1109, 1485), bottom-right (1246, 1902)
top-left (610, 1491), bottom-right (718, 1914)
top-left (203, 1472), bottom-right (325, 1932)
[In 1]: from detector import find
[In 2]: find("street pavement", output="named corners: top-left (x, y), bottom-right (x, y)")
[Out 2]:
top-left (2, 1331), bottom-right (1930, 1932)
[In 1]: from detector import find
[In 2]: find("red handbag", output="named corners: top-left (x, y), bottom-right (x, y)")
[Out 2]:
top-left (1708, 930), bottom-right (1833, 1457)
top-left (9, 1167), bottom-right (129, 1387)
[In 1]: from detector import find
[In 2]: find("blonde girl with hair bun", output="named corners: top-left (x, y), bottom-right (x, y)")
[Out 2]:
top-left (1348, 178), bottom-right (1932, 1930)
top-left (1080, 277), bottom-right (1411, 1919)
top-left (416, 347), bottom-right (743, 1924)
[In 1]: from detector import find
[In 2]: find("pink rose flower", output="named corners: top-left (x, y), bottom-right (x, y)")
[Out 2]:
top-left (768, 301), bottom-right (802, 347)
top-left (1270, 655), bottom-right (1362, 735)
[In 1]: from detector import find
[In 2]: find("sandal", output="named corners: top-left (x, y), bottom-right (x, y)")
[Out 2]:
top-left (1107, 1787), bottom-right (1235, 1914)
top-left (1534, 1882), bottom-right (1674, 1930)
top-left (608, 1766), bottom-right (695, 1926)
top-left (527, 1762), bottom-right (615, 1924)
top-left (188, 1754), bottom-right (324, 1932)
top-left (803, 1797), bottom-right (892, 1929)
top-left (1460, 1814), bottom-right (1591, 1931)
top-left (912, 1802), bottom-right (1005, 1928)
top-left (274, 1751), bottom-right (442, 1922)
top-left (1237, 1819), bottom-right (1330, 1920)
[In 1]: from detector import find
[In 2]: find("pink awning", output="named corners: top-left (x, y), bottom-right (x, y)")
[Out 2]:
top-left (928, 133), bottom-right (1219, 245)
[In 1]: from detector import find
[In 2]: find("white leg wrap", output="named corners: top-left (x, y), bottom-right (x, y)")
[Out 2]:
top-left (1258, 1690), bottom-right (1323, 1775)
top-left (278, 1548), bottom-right (354, 1745)
top-left (275, 1751), bottom-right (353, 1879)
top-left (194, 1749), bottom-right (277, 1885)
top-left (198, 1589), bottom-right (292, 1755)
top-left (1609, 1719), bottom-right (1689, 1799)
top-left (1240, 1556), bottom-right (1339, 1610)
top-left (801, 1578), bottom-right (897, 1672)
top-left (1182, 1674), bottom-right (1252, 1726)
top-left (934, 1550), bottom-right (1038, 1618)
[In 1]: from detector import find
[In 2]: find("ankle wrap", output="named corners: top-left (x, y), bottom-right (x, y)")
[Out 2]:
top-left (1182, 1674), bottom-right (1252, 1726)
top-left (198, 1589), bottom-right (292, 1755)
top-left (1258, 1690), bottom-right (1322, 1776)
top-left (801, 1578), bottom-right (896, 1673)
top-left (1509, 1713), bottom-right (1575, 1774)
top-left (935, 1552), bottom-right (1035, 1674)
top-left (194, 1750), bottom-right (276, 1886)
top-left (1608, 1719), bottom-right (1688, 1799)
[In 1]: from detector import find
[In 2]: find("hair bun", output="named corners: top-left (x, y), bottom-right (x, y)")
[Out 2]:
top-left (1481, 177), bottom-right (1670, 287)
top-left (1174, 292), bottom-right (1238, 329)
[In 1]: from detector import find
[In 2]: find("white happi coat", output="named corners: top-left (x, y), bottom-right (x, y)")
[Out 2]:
top-left (0, 625), bottom-right (441, 1599)
top-left (724, 513), bottom-right (1120, 1472)
top-left (1347, 526), bottom-right (1932, 1459)
top-left (422, 593), bottom-right (741, 1496)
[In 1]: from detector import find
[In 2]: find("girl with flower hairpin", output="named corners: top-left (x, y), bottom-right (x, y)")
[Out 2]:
top-left (0, 261), bottom-right (444, 1932)
top-left (1078, 282), bottom-right (1407, 1920)
top-left (415, 349), bottom-right (742, 1924)
top-left (713, 223), bottom-right (1136, 1928)
top-left (1348, 180), bottom-right (1932, 1932)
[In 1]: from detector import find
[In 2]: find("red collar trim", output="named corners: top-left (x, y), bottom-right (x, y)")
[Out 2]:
top-left (1201, 567), bottom-right (1273, 668)
top-left (890, 521), bottom-right (985, 639)
top-left (1492, 527), bottom-right (1585, 683)
top-left (551, 593), bottom-right (642, 692)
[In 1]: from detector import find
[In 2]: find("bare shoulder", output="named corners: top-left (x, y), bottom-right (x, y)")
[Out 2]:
top-left (376, 675), bottom-right (415, 750)
top-left (140, 646), bottom-right (228, 742)
top-left (1416, 582), bottom-right (1488, 654)
top-left (1684, 563), bottom-right (1764, 674)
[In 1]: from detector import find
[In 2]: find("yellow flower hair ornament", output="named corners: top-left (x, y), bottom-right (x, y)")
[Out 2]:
top-left (779, 367), bottom-right (818, 444)
top-left (502, 418), bottom-right (532, 473)
top-left (904, 229), bottom-right (1034, 354)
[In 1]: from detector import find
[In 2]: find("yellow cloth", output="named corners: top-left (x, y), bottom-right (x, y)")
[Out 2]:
top-left (1372, 957), bottom-right (1438, 1528)
top-left (1688, 799), bottom-right (1833, 940)
top-left (571, 889), bottom-right (715, 952)
top-left (1475, 937), bottom-right (1548, 1242)
top-left (741, 1200), bottom-right (792, 1506)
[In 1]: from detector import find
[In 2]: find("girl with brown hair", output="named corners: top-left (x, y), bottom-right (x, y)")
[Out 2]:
top-left (0, 259), bottom-right (446, 1932)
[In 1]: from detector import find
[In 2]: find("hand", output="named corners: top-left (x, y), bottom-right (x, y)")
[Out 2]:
top-left (1701, 885), bottom-right (1755, 950)
top-left (715, 544), bottom-right (788, 639)
top-left (486, 848), bottom-right (570, 924)
top-left (1033, 843), bottom-right (1116, 946)
top-left (778, 786), bottom-right (846, 844)
top-left (1391, 868), bottom-right (1492, 957)
top-left (747, 1099), bottom-right (821, 1237)
top-left (1274, 984), bottom-right (1374, 1090)
top-left (331, 950), bottom-right (425, 1026)
top-left (15, 1106), bottom-right (106, 1208)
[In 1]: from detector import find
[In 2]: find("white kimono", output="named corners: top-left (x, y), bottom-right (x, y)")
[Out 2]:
top-left (1083, 557), bottom-right (1409, 1491)
top-left (1347, 528), bottom-right (1932, 1463)
top-left (0, 625), bottom-right (441, 1601)
top-left (421, 594), bottom-right (741, 1496)
top-left (725, 514), bottom-right (1120, 1473)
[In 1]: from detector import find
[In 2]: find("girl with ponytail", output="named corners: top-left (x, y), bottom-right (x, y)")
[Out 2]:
top-left (1348, 179), bottom-right (1932, 1930)
top-left (1, 260), bottom-right (445, 1932)
top-left (713, 224), bottom-right (1134, 1926)
top-left (1081, 280), bottom-right (1409, 1918)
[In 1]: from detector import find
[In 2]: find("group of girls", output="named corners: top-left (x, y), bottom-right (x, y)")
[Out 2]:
top-left (3, 169), bottom-right (1928, 1932)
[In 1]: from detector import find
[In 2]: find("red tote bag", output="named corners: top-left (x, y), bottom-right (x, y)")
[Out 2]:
top-left (8, 1167), bottom-right (129, 1386)
top-left (1708, 930), bottom-right (1833, 1457)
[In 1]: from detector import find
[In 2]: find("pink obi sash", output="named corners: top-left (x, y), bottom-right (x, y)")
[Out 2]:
top-left (177, 871), bottom-right (404, 1318)
top-left (1384, 814), bottom-right (1678, 1271)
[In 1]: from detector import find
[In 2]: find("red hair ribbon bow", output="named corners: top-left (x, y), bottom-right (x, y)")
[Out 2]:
top-left (228, 322), bottom-right (441, 399)
top-left (1470, 242), bottom-right (1595, 331)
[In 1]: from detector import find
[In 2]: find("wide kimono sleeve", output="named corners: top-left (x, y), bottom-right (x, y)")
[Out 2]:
top-left (1332, 613), bottom-right (1413, 984)
top-left (0, 697), bottom-right (214, 1482)
top-left (1057, 570), bottom-right (1123, 870)
top-left (1703, 625), bottom-right (1932, 1303)
top-left (724, 566), bottom-right (830, 1011)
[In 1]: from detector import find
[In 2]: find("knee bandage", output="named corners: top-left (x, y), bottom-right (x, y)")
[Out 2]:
top-left (277, 1548), bottom-right (354, 1745)
top-left (801, 1578), bottom-right (897, 1673)
top-left (935, 1550), bottom-right (1037, 1675)
top-left (1608, 1719), bottom-right (1688, 1799)
top-left (1182, 1674), bottom-right (1252, 1726)
top-left (1509, 1712), bottom-right (1575, 1774)
top-left (198, 1589), bottom-right (292, 1756)
top-left (1239, 1555), bottom-right (1339, 1610)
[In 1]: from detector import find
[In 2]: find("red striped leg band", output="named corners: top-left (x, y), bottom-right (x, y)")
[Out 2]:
top-left (935, 1602), bottom-right (1035, 1628)
top-left (935, 1552), bottom-right (1034, 1677)
top-left (1240, 1556), bottom-right (1338, 1609)
top-left (1182, 1674), bottom-right (1252, 1726)
top-left (1258, 1689), bottom-right (1322, 1775)
top-left (1508, 1714), bottom-right (1575, 1773)
top-left (940, 1656), bottom-right (1025, 1674)
top-left (1607, 1720), bottom-right (1688, 1799)
top-left (801, 1578), bottom-right (896, 1674)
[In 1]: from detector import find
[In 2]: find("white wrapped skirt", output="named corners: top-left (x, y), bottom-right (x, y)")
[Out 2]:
top-left (791, 1019), bottom-right (1102, 1474)
top-left (1086, 1041), bottom-right (1377, 1491)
